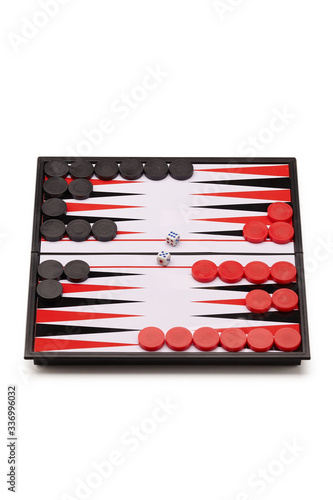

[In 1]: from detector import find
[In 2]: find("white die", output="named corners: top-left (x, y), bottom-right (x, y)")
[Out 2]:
top-left (157, 251), bottom-right (171, 266)
top-left (166, 231), bottom-right (180, 246)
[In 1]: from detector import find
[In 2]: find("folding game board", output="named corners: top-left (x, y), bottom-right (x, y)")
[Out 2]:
top-left (24, 157), bottom-right (310, 365)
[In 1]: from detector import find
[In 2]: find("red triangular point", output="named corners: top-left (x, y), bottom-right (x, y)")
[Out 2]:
top-left (89, 179), bottom-right (143, 185)
top-left (193, 299), bottom-right (246, 305)
top-left (64, 178), bottom-right (142, 185)
top-left (195, 165), bottom-right (290, 176)
top-left (62, 284), bottom-right (142, 293)
top-left (192, 189), bottom-right (291, 201)
top-left (66, 203), bottom-right (143, 212)
top-left (34, 338), bottom-right (138, 352)
top-left (117, 231), bottom-right (144, 235)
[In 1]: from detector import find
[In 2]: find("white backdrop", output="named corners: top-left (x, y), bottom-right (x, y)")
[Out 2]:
top-left (1, 1), bottom-right (332, 499)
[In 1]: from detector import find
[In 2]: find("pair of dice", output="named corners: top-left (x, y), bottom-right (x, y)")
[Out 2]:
top-left (157, 231), bottom-right (180, 266)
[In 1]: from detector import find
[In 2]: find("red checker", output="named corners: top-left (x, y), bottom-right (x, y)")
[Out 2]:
top-left (272, 288), bottom-right (298, 312)
top-left (270, 261), bottom-right (297, 284)
top-left (138, 327), bottom-right (165, 351)
top-left (274, 327), bottom-right (301, 352)
top-left (244, 261), bottom-right (270, 284)
top-left (247, 328), bottom-right (274, 352)
top-left (220, 328), bottom-right (246, 352)
top-left (218, 260), bottom-right (244, 283)
top-left (245, 290), bottom-right (272, 313)
top-left (192, 260), bottom-right (218, 283)
top-left (243, 221), bottom-right (268, 243)
top-left (267, 202), bottom-right (293, 222)
top-left (193, 327), bottom-right (220, 351)
top-left (269, 222), bottom-right (294, 244)
top-left (166, 327), bottom-right (192, 351)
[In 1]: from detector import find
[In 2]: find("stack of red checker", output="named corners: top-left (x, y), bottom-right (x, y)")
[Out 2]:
top-left (243, 202), bottom-right (294, 244)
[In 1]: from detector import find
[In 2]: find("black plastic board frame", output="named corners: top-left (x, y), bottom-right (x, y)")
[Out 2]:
top-left (25, 157), bottom-right (310, 365)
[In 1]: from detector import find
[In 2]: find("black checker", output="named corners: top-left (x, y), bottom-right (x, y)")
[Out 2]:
top-left (42, 198), bottom-right (67, 218)
top-left (92, 219), bottom-right (117, 241)
top-left (66, 220), bottom-right (92, 242)
top-left (40, 219), bottom-right (66, 241)
top-left (69, 161), bottom-right (94, 179)
top-left (169, 159), bottom-right (193, 180)
top-left (43, 177), bottom-right (68, 198)
top-left (119, 159), bottom-right (143, 180)
top-left (38, 260), bottom-right (63, 280)
top-left (68, 179), bottom-right (93, 200)
top-left (95, 159), bottom-right (119, 180)
top-left (37, 280), bottom-right (63, 301)
top-left (64, 260), bottom-right (90, 283)
top-left (144, 159), bottom-right (169, 181)
top-left (44, 160), bottom-right (69, 178)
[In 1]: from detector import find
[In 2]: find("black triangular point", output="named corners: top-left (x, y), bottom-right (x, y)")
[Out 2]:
top-left (73, 191), bottom-right (144, 199)
top-left (191, 202), bottom-right (292, 212)
top-left (191, 230), bottom-right (244, 237)
top-left (61, 215), bottom-right (145, 224)
top-left (37, 297), bottom-right (143, 309)
top-left (193, 178), bottom-right (291, 189)
top-left (89, 271), bottom-right (143, 278)
top-left (193, 310), bottom-right (300, 323)
top-left (36, 324), bottom-right (137, 337)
